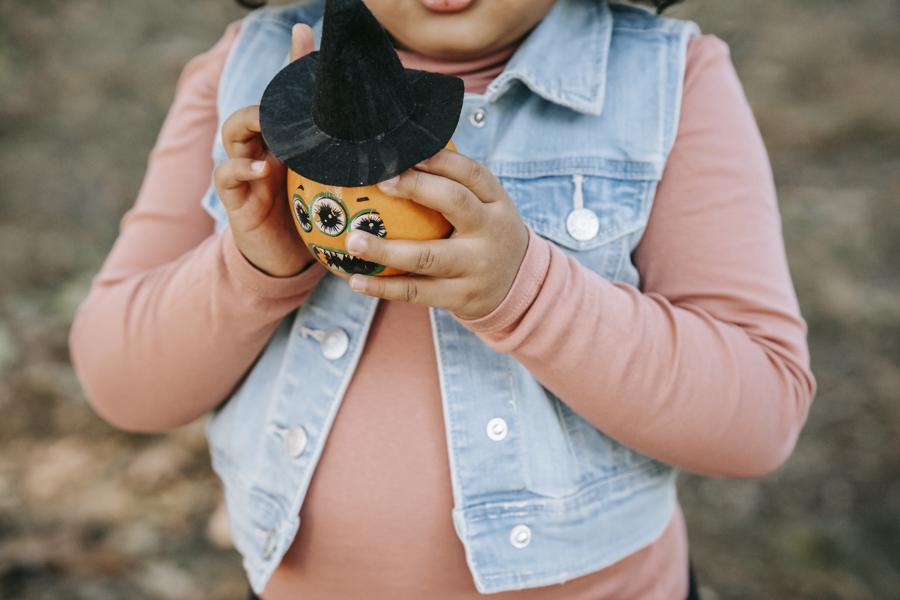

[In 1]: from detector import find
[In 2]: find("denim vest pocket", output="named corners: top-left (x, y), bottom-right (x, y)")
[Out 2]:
top-left (512, 364), bottom-right (584, 499)
top-left (557, 397), bottom-right (652, 476)
top-left (501, 173), bottom-right (651, 280)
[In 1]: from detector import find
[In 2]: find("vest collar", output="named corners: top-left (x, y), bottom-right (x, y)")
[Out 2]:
top-left (483, 0), bottom-right (613, 115)
top-left (307, 0), bottom-right (612, 117)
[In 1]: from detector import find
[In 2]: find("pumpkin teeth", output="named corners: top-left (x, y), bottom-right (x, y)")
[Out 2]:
top-left (311, 245), bottom-right (384, 276)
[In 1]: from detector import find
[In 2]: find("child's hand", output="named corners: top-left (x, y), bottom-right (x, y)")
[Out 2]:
top-left (343, 149), bottom-right (529, 321)
top-left (213, 24), bottom-right (316, 277)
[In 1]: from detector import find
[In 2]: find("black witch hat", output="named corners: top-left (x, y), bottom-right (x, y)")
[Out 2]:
top-left (259, 0), bottom-right (465, 187)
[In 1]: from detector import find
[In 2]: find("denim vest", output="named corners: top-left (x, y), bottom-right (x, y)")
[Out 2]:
top-left (200, 0), bottom-right (699, 594)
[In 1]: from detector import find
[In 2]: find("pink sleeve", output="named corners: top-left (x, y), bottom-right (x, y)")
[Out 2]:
top-left (69, 20), bottom-right (328, 433)
top-left (453, 35), bottom-right (816, 478)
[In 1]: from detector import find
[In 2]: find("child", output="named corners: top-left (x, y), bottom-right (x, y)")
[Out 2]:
top-left (69, 0), bottom-right (816, 598)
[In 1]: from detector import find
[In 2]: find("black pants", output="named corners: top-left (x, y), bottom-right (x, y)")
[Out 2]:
top-left (247, 562), bottom-right (701, 599)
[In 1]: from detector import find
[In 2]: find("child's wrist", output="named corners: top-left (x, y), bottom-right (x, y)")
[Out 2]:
top-left (222, 228), bottom-right (324, 300)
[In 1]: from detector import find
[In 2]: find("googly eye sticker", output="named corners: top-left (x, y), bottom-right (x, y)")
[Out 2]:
top-left (292, 194), bottom-right (312, 232)
top-left (349, 209), bottom-right (387, 238)
top-left (311, 192), bottom-right (348, 237)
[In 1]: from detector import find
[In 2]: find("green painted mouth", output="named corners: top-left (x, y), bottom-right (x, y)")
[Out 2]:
top-left (309, 243), bottom-right (386, 276)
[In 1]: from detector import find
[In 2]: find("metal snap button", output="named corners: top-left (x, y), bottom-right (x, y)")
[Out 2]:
top-left (320, 327), bottom-right (349, 360)
top-left (262, 529), bottom-right (277, 559)
top-left (469, 107), bottom-right (487, 128)
top-left (566, 208), bottom-right (600, 241)
top-left (486, 417), bottom-right (508, 441)
top-left (510, 524), bottom-right (532, 549)
top-left (285, 425), bottom-right (308, 458)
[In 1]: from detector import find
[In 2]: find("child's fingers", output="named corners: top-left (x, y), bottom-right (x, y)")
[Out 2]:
top-left (376, 168), bottom-right (483, 232)
top-left (348, 272), bottom-right (454, 310)
top-left (291, 24), bottom-right (315, 62)
top-left (214, 158), bottom-right (269, 211)
top-left (221, 106), bottom-right (266, 159)
top-left (416, 149), bottom-right (506, 204)
top-left (345, 233), bottom-right (465, 278)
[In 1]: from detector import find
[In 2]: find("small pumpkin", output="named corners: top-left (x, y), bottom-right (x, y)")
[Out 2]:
top-left (259, 0), bottom-right (464, 279)
top-left (286, 140), bottom-right (456, 278)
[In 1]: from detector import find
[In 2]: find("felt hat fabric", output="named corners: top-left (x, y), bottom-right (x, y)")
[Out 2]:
top-left (259, 0), bottom-right (465, 187)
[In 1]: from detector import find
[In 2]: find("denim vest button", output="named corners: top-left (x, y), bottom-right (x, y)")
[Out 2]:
top-left (486, 417), bottom-right (508, 441)
top-left (510, 524), bottom-right (532, 549)
top-left (320, 327), bottom-right (349, 360)
top-left (262, 529), bottom-right (277, 559)
top-left (285, 426), bottom-right (308, 458)
top-left (469, 107), bottom-right (487, 128)
top-left (566, 207), bottom-right (600, 241)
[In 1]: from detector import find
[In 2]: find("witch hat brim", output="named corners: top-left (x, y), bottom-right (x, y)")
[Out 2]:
top-left (260, 52), bottom-right (463, 187)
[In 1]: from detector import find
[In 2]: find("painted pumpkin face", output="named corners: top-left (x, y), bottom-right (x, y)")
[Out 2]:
top-left (286, 140), bottom-right (456, 278)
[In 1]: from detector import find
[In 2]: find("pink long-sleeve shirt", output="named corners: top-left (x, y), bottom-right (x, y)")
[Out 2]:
top-left (69, 17), bottom-right (816, 600)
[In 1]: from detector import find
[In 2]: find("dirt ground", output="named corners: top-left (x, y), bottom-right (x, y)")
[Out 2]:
top-left (1, 1), bottom-right (898, 598)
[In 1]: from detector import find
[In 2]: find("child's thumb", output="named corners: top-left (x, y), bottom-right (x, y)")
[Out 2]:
top-left (290, 23), bottom-right (315, 62)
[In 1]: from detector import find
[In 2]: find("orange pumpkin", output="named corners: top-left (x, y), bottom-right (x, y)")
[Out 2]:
top-left (286, 140), bottom-right (456, 278)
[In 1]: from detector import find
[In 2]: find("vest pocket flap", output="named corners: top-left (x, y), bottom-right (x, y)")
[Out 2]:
top-left (502, 174), bottom-right (651, 251)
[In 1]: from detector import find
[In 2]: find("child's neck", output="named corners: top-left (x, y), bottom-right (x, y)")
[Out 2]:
top-left (392, 38), bottom-right (521, 95)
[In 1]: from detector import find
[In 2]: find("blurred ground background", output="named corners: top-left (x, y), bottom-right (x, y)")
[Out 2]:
top-left (1, 0), bottom-right (898, 598)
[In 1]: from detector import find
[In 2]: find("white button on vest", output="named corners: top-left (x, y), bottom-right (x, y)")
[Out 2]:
top-left (510, 524), bottom-right (532, 549)
top-left (262, 529), bottom-right (277, 559)
top-left (285, 425), bottom-right (308, 458)
top-left (566, 208), bottom-right (600, 241)
top-left (320, 327), bottom-right (349, 360)
top-left (566, 174), bottom-right (600, 241)
top-left (469, 107), bottom-right (487, 128)
top-left (486, 417), bottom-right (508, 441)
